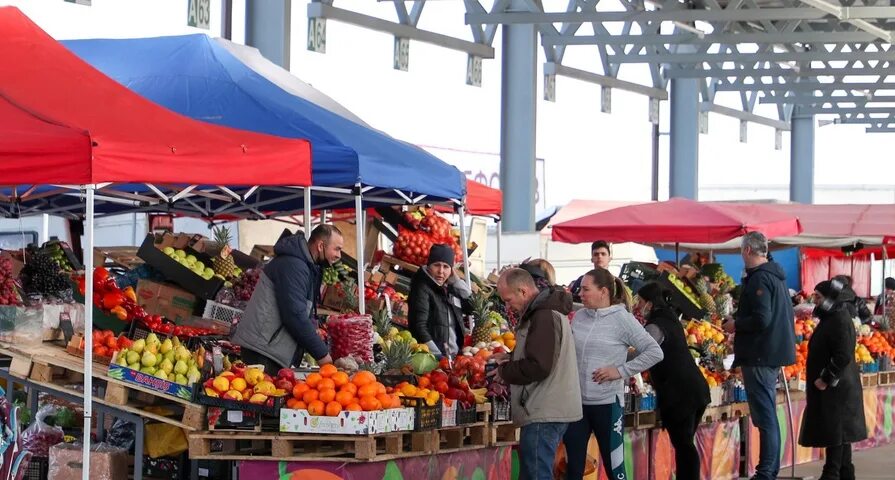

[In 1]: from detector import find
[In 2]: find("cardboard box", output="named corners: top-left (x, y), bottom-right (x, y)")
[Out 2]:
top-left (136, 279), bottom-right (197, 323)
top-left (107, 352), bottom-right (196, 401)
top-left (279, 408), bottom-right (415, 435)
top-left (49, 443), bottom-right (128, 480)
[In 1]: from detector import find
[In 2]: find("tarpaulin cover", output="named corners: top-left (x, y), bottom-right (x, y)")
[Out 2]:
top-left (801, 253), bottom-right (871, 298)
top-left (551, 198), bottom-right (802, 244)
top-left (0, 8), bottom-right (311, 187)
top-left (64, 34), bottom-right (466, 201)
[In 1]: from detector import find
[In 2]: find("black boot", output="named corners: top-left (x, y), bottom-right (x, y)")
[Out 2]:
top-left (839, 443), bottom-right (855, 480)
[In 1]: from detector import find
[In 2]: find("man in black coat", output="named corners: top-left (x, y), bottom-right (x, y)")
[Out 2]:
top-left (723, 232), bottom-right (796, 480)
top-left (800, 280), bottom-right (866, 480)
top-left (407, 244), bottom-right (472, 357)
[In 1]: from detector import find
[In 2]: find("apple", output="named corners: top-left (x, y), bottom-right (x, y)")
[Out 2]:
top-left (277, 368), bottom-right (296, 382)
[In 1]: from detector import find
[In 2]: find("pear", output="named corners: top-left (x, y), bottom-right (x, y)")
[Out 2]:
top-left (172, 336), bottom-right (182, 348)
top-left (116, 355), bottom-right (129, 367)
top-left (141, 351), bottom-right (158, 368)
top-left (140, 366), bottom-right (157, 376)
top-left (155, 371), bottom-right (168, 381)
top-left (160, 339), bottom-right (174, 354)
top-left (174, 360), bottom-right (189, 376)
top-left (175, 374), bottom-right (188, 385)
top-left (131, 339), bottom-right (146, 354)
top-left (175, 347), bottom-right (191, 363)
top-left (126, 350), bottom-right (140, 365)
top-left (146, 333), bottom-right (160, 346)
top-left (159, 359), bottom-right (174, 375)
top-left (163, 350), bottom-right (176, 364)
top-left (128, 362), bottom-right (141, 371)
top-left (187, 370), bottom-right (201, 384)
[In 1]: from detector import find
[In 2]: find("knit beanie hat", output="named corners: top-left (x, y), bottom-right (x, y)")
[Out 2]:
top-left (886, 277), bottom-right (895, 290)
top-left (427, 244), bottom-right (455, 267)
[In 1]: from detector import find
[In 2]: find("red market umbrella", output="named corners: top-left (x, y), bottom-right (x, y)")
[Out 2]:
top-left (551, 197), bottom-right (802, 244)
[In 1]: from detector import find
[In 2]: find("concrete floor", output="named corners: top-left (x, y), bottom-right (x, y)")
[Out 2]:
top-left (784, 443), bottom-right (895, 480)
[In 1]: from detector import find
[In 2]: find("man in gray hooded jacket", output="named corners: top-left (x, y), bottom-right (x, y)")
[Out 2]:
top-left (232, 226), bottom-right (342, 372)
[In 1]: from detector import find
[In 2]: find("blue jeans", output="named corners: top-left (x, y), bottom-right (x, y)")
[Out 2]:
top-left (742, 366), bottom-right (781, 480)
top-left (519, 422), bottom-right (567, 480)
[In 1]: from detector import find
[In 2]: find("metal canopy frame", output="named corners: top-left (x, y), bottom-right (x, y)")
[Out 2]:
top-left (464, 0), bottom-right (895, 133)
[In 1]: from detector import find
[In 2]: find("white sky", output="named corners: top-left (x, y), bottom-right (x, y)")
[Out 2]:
top-left (6, 0), bottom-right (895, 208)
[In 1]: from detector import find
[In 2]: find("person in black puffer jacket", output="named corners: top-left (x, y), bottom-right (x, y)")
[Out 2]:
top-left (637, 282), bottom-right (710, 480)
top-left (799, 279), bottom-right (867, 480)
top-left (408, 244), bottom-right (473, 357)
top-left (831, 275), bottom-right (872, 324)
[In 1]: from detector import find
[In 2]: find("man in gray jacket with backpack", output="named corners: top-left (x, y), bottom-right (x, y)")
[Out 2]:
top-left (492, 268), bottom-right (582, 480)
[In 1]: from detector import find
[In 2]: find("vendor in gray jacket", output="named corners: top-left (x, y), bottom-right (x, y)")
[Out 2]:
top-left (232, 226), bottom-right (343, 372)
top-left (564, 268), bottom-right (663, 480)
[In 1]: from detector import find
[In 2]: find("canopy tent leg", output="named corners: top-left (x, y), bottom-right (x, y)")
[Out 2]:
top-left (496, 218), bottom-right (502, 271)
top-left (41, 214), bottom-right (49, 244)
top-left (303, 188), bottom-right (312, 240)
top-left (459, 203), bottom-right (472, 290)
top-left (82, 185), bottom-right (96, 480)
top-left (884, 247), bottom-right (889, 315)
top-left (355, 192), bottom-right (365, 315)
top-left (675, 243), bottom-right (680, 266)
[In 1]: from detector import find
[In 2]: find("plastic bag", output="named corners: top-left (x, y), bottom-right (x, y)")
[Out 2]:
top-left (105, 419), bottom-right (136, 452)
top-left (326, 314), bottom-right (373, 363)
top-left (143, 423), bottom-right (187, 459)
top-left (0, 387), bottom-right (31, 480)
top-left (21, 405), bottom-right (64, 457)
top-left (48, 442), bottom-right (128, 480)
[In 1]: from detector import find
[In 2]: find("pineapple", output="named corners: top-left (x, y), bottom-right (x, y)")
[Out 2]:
top-left (382, 338), bottom-right (414, 375)
top-left (373, 306), bottom-right (392, 342)
top-left (210, 226), bottom-right (241, 278)
top-left (694, 277), bottom-right (717, 316)
top-left (471, 288), bottom-right (497, 345)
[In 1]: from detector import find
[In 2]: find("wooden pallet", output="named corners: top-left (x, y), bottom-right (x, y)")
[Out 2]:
top-left (379, 254), bottom-right (420, 275)
top-left (729, 402), bottom-right (750, 419)
top-left (94, 247), bottom-right (143, 269)
top-left (0, 342), bottom-right (203, 431)
top-left (878, 371), bottom-right (895, 386)
top-left (701, 405), bottom-right (731, 424)
top-left (488, 421), bottom-right (519, 446)
top-left (187, 430), bottom-right (434, 462)
top-left (433, 422), bottom-right (490, 453)
top-left (624, 410), bottom-right (659, 430)
top-left (861, 373), bottom-right (879, 388)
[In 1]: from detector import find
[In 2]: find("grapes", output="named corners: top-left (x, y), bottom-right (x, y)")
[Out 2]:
top-left (20, 249), bottom-right (70, 298)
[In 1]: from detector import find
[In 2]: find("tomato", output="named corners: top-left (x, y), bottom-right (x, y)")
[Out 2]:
top-left (94, 346), bottom-right (109, 358)
top-left (105, 336), bottom-right (118, 350)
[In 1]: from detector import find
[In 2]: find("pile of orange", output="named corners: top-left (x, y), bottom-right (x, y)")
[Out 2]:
top-left (285, 364), bottom-right (402, 416)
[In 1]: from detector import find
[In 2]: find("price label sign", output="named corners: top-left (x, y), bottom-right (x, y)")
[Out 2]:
top-left (393, 37), bottom-right (410, 72)
top-left (543, 74), bottom-right (556, 102)
top-left (188, 0), bottom-right (211, 30)
top-left (307, 18), bottom-right (327, 53)
top-left (466, 55), bottom-right (483, 87)
top-left (59, 312), bottom-right (74, 344)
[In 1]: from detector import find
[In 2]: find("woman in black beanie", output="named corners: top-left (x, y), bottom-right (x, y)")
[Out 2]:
top-left (635, 282), bottom-right (710, 480)
top-left (799, 279), bottom-right (867, 480)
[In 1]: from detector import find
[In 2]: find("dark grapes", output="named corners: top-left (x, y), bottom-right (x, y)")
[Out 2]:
top-left (21, 249), bottom-right (71, 297)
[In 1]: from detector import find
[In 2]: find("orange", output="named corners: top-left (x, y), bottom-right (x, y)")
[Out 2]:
top-left (339, 383), bottom-right (358, 395)
top-left (331, 371), bottom-right (349, 387)
top-left (307, 400), bottom-right (325, 416)
top-left (335, 390), bottom-right (355, 408)
top-left (391, 396), bottom-right (402, 409)
top-left (325, 401), bottom-right (342, 417)
top-left (305, 373), bottom-right (323, 388)
top-left (319, 364), bottom-right (338, 378)
top-left (417, 377), bottom-right (431, 389)
top-left (286, 398), bottom-right (302, 409)
top-left (374, 382), bottom-right (386, 396)
top-left (345, 403), bottom-right (362, 412)
top-left (352, 371), bottom-right (376, 387)
top-left (302, 389), bottom-right (320, 403)
top-left (292, 382), bottom-right (310, 399)
top-left (358, 383), bottom-right (379, 398)
top-left (376, 393), bottom-right (392, 409)
top-left (318, 378), bottom-right (336, 391)
top-left (318, 388), bottom-right (336, 403)
top-left (359, 396), bottom-right (382, 411)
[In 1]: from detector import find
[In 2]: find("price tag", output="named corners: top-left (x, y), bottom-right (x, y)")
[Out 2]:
top-left (466, 55), bottom-right (483, 87)
top-left (187, 0), bottom-right (211, 30)
top-left (59, 312), bottom-right (74, 344)
top-left (226, 410), bottom-right (244, 424)
top-left (394, 37), bottom-right (410, 72)
top-left (307, 18), bottom-right (327, 53)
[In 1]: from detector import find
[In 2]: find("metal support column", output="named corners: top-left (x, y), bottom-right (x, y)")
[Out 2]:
top-left (499, 0), bottom-right (537, 233)
top-left (245, 0), bottom-right (292, 69)
top-left (790, 108), bottom-right (815, 204)
top-left (669, 78), bottom-right (700, 199)
top-left (651, 123), bottom-right (660, 201)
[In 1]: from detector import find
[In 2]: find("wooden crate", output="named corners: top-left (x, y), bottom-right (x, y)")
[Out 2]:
top-left (701, 405), bottom-right (731, 424)
top-left (488, 421), bottom-right (519, 446)
top-left (624, 410), bottom-right (659, 430)
top-left (861, 373), bottom-right (879, 388)
top-left (878, 371), bottom-right (895, 386)
top-left (729, 402), bottom-right (750, 419)
top-left (432, 422), bottom-right (490, 453)
top-left (188, 430), bottom-right (436, 462)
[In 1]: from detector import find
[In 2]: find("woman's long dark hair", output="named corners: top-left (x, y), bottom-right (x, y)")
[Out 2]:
top-left (584, 268), bottom-right (632, 311)
top-left (637, 281), bottom-right (680, 317)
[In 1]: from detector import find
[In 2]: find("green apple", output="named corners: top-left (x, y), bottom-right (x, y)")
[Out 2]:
top-left (163, 246), bottom-right (175, 255)
top-left (174, 250), bottom-right (187, 259)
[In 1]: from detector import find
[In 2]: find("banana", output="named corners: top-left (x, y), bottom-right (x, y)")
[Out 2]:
top-left (470, 388), bottom-right (488, 404)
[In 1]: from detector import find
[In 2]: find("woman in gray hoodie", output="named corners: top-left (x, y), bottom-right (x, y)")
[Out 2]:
top-left (563, 268), bottom-right (664, 480)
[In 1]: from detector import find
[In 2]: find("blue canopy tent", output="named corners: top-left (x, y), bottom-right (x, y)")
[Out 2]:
top-left (65, 34), bottom-right (470, 311)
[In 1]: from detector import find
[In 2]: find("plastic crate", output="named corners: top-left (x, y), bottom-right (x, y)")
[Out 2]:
top-left (24, 456), bottom-right (48, 480)
top-left (378, 374), bottom-right (417, 388)
top-left (456, 404), bottom-right (478, 425)
top-left (401, 396), bottom-right (442, 431)
top-left (202, 301), bottom-right (244, 326)
top-left (619, 262), bottom-right (659, 287)
top-left (491, 399), bottom-right (511, 422)
top-left (623, 392), bottom-right (636, 414)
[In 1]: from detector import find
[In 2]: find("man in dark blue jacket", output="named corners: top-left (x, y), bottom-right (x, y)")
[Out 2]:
top-left (724, 231), bottom-right (796, 480)
top-left (233, 225), bottom-right (343, 372)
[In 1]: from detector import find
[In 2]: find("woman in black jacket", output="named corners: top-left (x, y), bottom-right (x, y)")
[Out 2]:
top-left (407, 244), bottom-right (473, 357)
top-left (636, 282), bottom-right (711, 480)
top-left (799, 280), bottom-right (867, 480)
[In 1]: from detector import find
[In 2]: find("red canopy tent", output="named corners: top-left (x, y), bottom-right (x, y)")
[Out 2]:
top-left (0, 7), bottom-right (311, 187)
top-left (551, 198), bottom-right (802, 244)
top-left (464, 179), bottom-right (502, 216)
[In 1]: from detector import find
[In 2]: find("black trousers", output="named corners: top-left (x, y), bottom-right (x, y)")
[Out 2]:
top-left (661, 403), bottom-right (707, 480)
top-left (822, 443), bottom-right (854, 480)
top-left (240, 348), bottom-right (285, 374)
